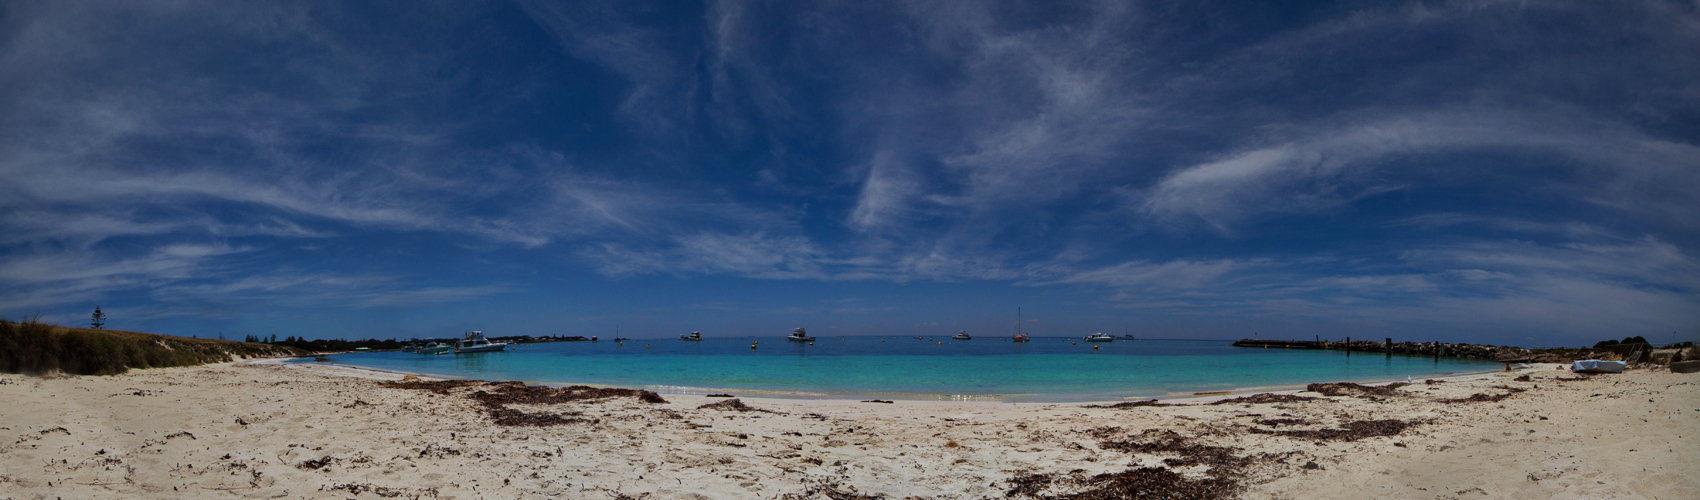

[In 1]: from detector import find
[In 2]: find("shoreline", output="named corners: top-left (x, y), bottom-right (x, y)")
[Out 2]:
top-left (3, 357), bottom-right (1694, 498)
top-left (287, 355), bottom-right (1513, 405)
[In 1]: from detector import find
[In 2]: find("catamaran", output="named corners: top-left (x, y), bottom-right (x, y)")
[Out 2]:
top-left (455, 331), bottom-right (510, 353)
top-left (787, 327), bottom-right (815, 342)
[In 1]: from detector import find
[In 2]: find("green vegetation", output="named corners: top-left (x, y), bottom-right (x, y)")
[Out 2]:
top-left (1594, 336), bottom-right (1651, 348)
top-left (0, 319), bottom-right (308, 376)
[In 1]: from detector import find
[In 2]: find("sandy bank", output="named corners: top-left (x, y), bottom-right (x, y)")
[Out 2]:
top-left (0, 362), bottom-right (1694, 499)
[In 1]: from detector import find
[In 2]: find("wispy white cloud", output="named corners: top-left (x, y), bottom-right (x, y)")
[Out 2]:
top-left (1137, 111), bottom-right (1700, 230)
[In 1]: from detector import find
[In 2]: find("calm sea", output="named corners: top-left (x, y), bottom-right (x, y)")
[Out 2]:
top-left (305, 337), bottom-right (1502, 402)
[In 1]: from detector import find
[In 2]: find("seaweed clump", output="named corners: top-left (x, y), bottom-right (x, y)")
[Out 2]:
top-left (697, 398), bottom-right (782, 414)
top-left (468, 382), bottom-right (668, 405)
top-left (1207, 393), bottom-right (1331, 405)
top-left (381, 380), bottom-right (666, 427)
top-left (1433, 385), bottom-right (1527, 404)
top-left (1247, 419), bottom-right (1424, 442)
top-left (1007, 430), bottom-right (1259, 499)
top-left (779, 481), bottom-right (882, 500)
top-left (1304, 382), bottom-right (1410, 399)
top-left (1083, 399), bottom-right (1186, 409)
top-left (376, 379), bottom-right (482, 394)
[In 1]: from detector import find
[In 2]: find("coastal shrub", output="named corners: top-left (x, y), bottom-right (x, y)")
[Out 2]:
top-left (0, 320), bottom-right (307, 376)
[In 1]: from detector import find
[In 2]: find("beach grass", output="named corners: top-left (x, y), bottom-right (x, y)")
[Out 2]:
top-left (0, 319), bottom-right (308, 376)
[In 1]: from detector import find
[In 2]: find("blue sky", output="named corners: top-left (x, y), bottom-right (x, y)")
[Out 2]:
top-left (2, 1), bottom-right (1697, 346)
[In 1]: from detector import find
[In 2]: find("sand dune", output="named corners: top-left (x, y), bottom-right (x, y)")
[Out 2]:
top-left (0, 361), bottom-right (1693, 499)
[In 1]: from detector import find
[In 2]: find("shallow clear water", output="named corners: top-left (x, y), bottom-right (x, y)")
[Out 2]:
top-left (309, 337), bottom-right (1502, 402)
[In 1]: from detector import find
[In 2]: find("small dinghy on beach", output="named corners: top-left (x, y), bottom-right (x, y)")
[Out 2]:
top-left (1571, 359), bottom-right (1627, 373)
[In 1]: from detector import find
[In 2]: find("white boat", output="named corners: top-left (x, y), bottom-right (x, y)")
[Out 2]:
top-left (787, 327), bottom-right (815, 342)
top-left (1571, 359), bottom-right (1626, 373)
top-left (680, 331), bottom-right (703, 341)
top-left (417, 342), bottom-right (452, 355)
top-left (455, 331), bottom-right (510, 354)
top-left (1012, 308), bottom-right (1029, 342)
top-left (951, 330), bottom-right (971, 340)
top-left (1084, 332), bottom-right (1115, 342)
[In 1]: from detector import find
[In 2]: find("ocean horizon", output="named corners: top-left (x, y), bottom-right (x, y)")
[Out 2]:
top-left (307, 337), bottom-right (1503, 402)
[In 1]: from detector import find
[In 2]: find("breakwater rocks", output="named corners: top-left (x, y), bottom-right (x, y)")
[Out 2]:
top-left (1232, 339), bottom-right (1529, 362)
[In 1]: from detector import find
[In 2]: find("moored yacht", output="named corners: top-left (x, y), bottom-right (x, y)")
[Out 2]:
top-left (680, 331), bottom-right (703, 341)
top-left (455, 331), bottom-right (511, 353)
top-left (951, 330), bottom-right (971, 340)
top-left (787, 327), bottom-right (815, 342)
top-left (1012, 308), bottom-right (1029, 342)
top-left (1083, 332), bottom-right (1115, 342)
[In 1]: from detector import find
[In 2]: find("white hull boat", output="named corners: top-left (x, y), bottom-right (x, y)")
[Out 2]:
top-left (455, 331), bottom-right (510, 354)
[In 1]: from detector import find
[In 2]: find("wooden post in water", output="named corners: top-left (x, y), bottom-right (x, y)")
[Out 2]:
top-left (1345, 336), bottom-right (1351, 355)
top-left (1385, 338), bottom-right (1393, 357)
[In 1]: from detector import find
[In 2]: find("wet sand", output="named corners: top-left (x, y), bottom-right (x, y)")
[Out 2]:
top-left (0, 361), bottom-right (1694, 499)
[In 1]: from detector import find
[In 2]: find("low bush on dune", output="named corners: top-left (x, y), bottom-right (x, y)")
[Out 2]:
top-left (0, 319), bottom-right (308, 376)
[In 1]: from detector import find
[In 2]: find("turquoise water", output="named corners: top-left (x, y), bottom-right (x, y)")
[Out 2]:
top-left (308, 337), bottom-right (1502, 402)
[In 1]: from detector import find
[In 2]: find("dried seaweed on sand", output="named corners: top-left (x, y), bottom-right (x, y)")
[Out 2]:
top-left (1247, 419), bottom-right (1425, 441)
top-left (1304, 382), bottom-right (1411, 399)
top-left (1206, 393), bottom-right (1331, 405)
top-left (379, 380), bottom-right (665, 427)
top-left (1082, 399), bottom-right (1185, 408)
top-left (697, 398), bottom-right (782, 414)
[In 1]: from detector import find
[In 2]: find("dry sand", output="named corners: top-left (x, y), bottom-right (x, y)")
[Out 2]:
top-left (0, 360), bottom-right (1694, 499)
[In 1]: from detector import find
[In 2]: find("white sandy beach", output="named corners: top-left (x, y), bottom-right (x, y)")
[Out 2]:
top-left (1, 360), bottom-right (1694, 499)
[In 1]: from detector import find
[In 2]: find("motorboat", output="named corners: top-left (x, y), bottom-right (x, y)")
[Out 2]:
top-left (417, 342), bottom-right (452, 355)
top-left (1012, 307), bottom-right (1029, 342)
top-left (1083, 332), bottom-right (1116, 342)
top-left (454, 331), bottom-right (510, 354)
top-left (787, 327), bottom-right (815, 342)
top-left (680, 331), bottom-right (703, 341)
top-left (951, 331), bottom-right (972, 340)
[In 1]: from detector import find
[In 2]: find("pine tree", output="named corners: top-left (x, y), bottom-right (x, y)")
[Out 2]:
top-left (90, 306), bottom-right (106, 329)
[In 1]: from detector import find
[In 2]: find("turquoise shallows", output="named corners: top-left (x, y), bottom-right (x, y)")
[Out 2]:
top-left (309, 337), bottom-right (1502, 402)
